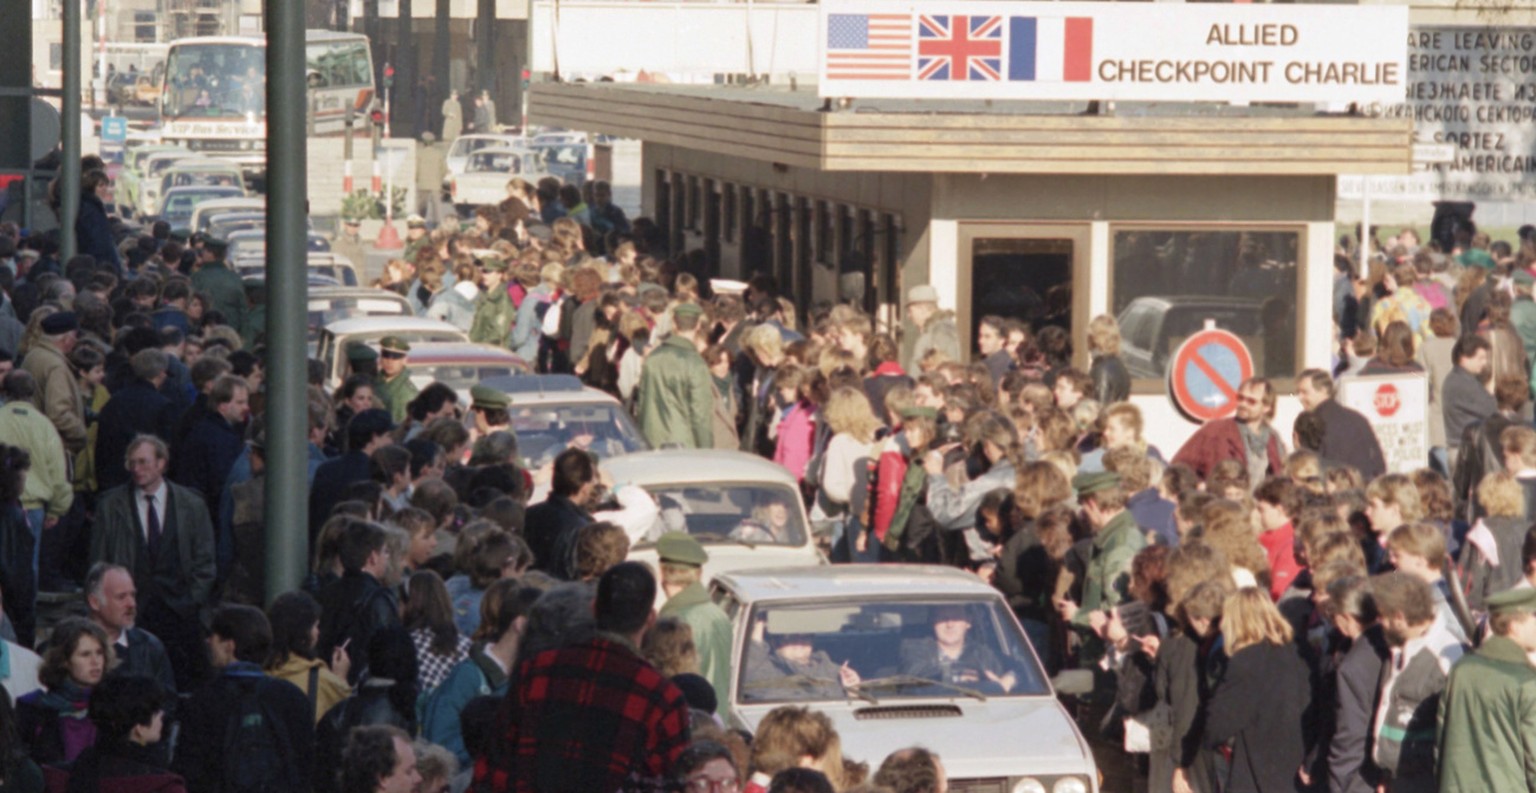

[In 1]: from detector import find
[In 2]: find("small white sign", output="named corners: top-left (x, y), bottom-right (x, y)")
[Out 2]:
top-left (1337, 374), bottom-right (1428, 475)
top-left (819, 1), bottom-right (1408, 104)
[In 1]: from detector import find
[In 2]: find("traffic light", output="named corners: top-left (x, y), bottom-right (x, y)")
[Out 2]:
top-left (370, 107), bottom-right (385, 128)
top-left (521, 69), bottom-right (530, 90)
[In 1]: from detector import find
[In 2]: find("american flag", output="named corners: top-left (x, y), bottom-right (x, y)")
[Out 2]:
top-left (826, 13), bottom-right (912, 80)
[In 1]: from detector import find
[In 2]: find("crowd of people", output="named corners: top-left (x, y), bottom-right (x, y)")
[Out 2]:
top-left (0, 160), bottom-right (1534, 793)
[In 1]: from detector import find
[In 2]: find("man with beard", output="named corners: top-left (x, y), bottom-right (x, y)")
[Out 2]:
top-left (1369, 571), bottom-right (1465, 793)
top-left (1172, 377), bottom-right (1286, 482)
top-left (524, 448), bottom-right (605, 581)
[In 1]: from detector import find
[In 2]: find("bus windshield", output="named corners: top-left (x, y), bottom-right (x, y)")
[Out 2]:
top-left (163, 43), bottom-right (266, 119)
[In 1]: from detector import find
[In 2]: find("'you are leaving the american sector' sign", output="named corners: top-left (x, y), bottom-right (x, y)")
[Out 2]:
top-left (818, 1), bottom-right (1409, 104)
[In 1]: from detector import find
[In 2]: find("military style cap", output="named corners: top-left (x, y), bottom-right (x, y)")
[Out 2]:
top-left (672, 302), bottom-right (704, 320)
top-left (1513, 269), bottom-right (1535, 287)
top-left (474, 249), bottom-right (508, 272)
top-left (40, 312), bottom-right (79, 335)
top-left (471, 384), bottom-right (510, 410)
top-left (1073, 470), bottom-right (1123, 497)
top-left (202, 237), bottom-right (228, 256)
top-left (906, 284), bottom-right (940, 305)
top-left (405, 214), bottom-right (427, 228)
top-left (897, 406), bottom-right (939, 421)
top-left (346, 343), bottom-right (379, 363)
top-left (1486, 586), bottom-right (1536, 616)
top-left (656, 532), bottom-right (709, 567)
top-left (379, 336), bottom-right (411, 357)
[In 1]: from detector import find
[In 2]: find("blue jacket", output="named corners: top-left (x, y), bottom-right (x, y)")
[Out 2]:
top-left (421, 644), bottom-right (508, 766)
top-left (76, 195), bottom-right (122, 272)
top-left (95, 379), bottom-right (178, 493)
top-left (511, 284), bottom-right (554, 362)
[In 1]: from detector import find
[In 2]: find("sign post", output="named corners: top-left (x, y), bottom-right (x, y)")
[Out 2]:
top-left (1166, 322), bottom-right (1256, 423)
top-left (100, 115), bottom-right (127, 166)
top-left (1337, 374), bottom-right (1427, 474)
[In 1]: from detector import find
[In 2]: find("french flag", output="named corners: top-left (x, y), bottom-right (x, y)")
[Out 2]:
top-left (1008, 17), bottom-right (1093, 82)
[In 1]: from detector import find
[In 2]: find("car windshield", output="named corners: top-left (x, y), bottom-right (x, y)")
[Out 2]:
top-left (452, 137), bottom-right (520, 160)
top-left (633, 484), bottom-right (807, 547)
top-left (469, 151), bottom-right (522, 174)
top-left (306, 296), bottom-right (410, 339)
top-left (163, 43), bottom-right (266, 118)
top-left (740, 598), bottom-right (1048, 704)
top-left (532, 144), bottom-right (586, 171)
top-left (507, 402), bottom-right (646, 466)
top-left (168, 170), bottom-right (241, 189)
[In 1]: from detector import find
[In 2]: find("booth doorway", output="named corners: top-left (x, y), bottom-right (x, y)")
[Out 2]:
top-left (958, 224), bottom-right (1090, 363)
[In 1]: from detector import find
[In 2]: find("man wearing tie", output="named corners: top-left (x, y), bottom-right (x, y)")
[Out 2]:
top-left (90, 435), bottom-right (216, 690)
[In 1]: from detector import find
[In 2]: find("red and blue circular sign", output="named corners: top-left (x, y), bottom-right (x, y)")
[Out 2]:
top-left (1167, 329), bottom-right (1255, 423)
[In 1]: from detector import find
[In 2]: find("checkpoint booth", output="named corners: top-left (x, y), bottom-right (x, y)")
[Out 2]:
top-left (530, 2), bottom-right (1416, 454)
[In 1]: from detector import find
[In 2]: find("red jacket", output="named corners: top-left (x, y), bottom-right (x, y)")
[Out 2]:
top-left (1258, 522), bottom-right (1302, 601)
top-left (1171, 418), bottom-right (1284, 481)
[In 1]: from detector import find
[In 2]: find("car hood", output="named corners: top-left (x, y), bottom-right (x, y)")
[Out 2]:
top-left (732, 696), bottom-right (1091, 779)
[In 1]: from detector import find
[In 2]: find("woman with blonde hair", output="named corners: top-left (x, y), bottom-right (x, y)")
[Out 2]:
top-left (1202, 588), bottom-right (1311, 793)
top-left (1087, 314), bottom-right (1130, 404)
top-left (747, 706), bottom-right (848, 791)
top-left (817, 387), bottom-right (882, 561)
top-left (1199, 500), bottom-right (1271, 590)
top-left (641, 617), bottom-right (699, 678)
top-left (1460, 472), bottom-right (1530, 611)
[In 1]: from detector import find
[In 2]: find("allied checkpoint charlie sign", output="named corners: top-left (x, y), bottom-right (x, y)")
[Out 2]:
top-left (818, 1), bottom-right (1409, 105)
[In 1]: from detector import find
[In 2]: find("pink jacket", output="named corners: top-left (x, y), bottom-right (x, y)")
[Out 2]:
top-left (773, 402), bottom-right (817, 481)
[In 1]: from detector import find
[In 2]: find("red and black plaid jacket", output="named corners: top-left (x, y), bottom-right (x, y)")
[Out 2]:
top-left (474, 634), bottom-right (692, 793)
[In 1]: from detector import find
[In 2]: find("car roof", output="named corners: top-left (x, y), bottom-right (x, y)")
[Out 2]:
top-left (163, 185), bottom-right (242, 197)
top-left (308, 287), bottom-right (410, 301)
top-left (602, 449), bottom-right (799, 488)
top-left (716, 564), bottom-right (1002, 604)
top-left (166, 160), bottom-right (243, 173)
top-left (323, 315), bottom-right (463, 334)
top-left (402, 342), bottom-right (529, 365)
top-left (470, 147), bottom-right (523, 156)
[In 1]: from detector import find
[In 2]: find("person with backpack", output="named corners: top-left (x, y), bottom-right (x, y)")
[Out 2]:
top-left (314, 628), bottom-right (419, 793)
top-left (172, 605), bottom-right (314, 793)
top-left (264, 591), bottom-right (352, 723)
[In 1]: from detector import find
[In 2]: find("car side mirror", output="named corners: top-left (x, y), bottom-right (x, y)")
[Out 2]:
top-left (1052, 669), bottom-right (1094, 696)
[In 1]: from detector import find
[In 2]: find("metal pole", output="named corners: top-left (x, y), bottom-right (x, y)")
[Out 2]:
top-left (264, 0), bottom-right (309, 601)
top-left (62, 0), bottom-right (82, 262)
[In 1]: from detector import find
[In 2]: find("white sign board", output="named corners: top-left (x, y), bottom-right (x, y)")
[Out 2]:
top-left (1337, 374), bottom-right (1428, 476)
top-left (818, 1), bottom-right (1408, 104)
top-left (1339, 26), bottom-right (1536, 203)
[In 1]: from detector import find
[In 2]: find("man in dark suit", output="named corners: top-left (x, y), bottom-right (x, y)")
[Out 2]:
top-left (96, 348), bottom-right (179, 493)
top-left (524, 448), bottom-right (599, 580)
top-left (172, 374), bottom-right (249, 519)
top-left (309, 408), bottom-right (394, 536)
top-left (1297, 369), bottom-right (1387, 482)
top-left (1324, 574), bottom-right (1391, 793)
top-left (90, 434), bottom-right (216, 691)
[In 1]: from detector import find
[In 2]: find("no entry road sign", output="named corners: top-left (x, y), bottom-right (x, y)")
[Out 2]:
top-left (1168, 328), bottom-right (1255, 423)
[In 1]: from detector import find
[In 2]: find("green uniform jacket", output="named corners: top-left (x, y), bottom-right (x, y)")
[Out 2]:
top-left (469, 287), bottom-right (516, 348)
top-left (190, 260), bottom-right (246, 334)
top-left (660, 581), bottom-right (734, 714)
top-left (376, 370), bottom-right (419, 424)
top-left (1073, 510), bottom-right (1145, 627)
top-left (636, 335), bottom-right (713, 449)
top-left (1438, 634), bottom-right (1536, 793)
top-left (0, 401), bottom-right (73, 518)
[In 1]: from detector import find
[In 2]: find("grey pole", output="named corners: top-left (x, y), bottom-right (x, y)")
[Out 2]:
top-left (61, 0), bottom-right (82, 261)
top-left (264, 1), bottom-right (309, 601)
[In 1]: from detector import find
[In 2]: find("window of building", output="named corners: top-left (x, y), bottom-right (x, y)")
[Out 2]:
top-left (723, 183), bottom-right (737, 244)
top-left (1110, 227), bottom-right (1301, 388)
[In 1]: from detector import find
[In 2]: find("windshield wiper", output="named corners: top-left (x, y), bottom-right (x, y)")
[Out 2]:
top-left (741, 675), bottom-right (878, 705)
top-left (849, 675), bottom-right (988, 702)
top-left (693, 532), bottom-right (757, 550)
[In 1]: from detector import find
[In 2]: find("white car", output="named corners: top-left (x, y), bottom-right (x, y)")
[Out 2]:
top-left (445, 133), bottom-right (532, 179)
top-left (714, 565), bottom-right (1098, 793)
top-left (449, 147), bottom-right (545, 214)
top-left (480, 374), bottom-right (648, 468)
top-left (616, 450), bottom-right (824, 595)
top-left (317, 316), bottom-right (471, 390)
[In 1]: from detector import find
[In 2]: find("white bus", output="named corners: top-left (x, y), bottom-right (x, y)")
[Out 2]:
top-left (158, 30), bottom-right (375, 175)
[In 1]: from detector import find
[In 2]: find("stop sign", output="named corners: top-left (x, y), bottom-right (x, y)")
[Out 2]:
top-left (1374, 383), bottom-right (1400, 418)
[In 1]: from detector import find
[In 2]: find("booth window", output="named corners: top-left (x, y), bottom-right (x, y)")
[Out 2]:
top-left (723, 184), bottom-right (737, 244)
top-left (1110, 228), bottom-right (1300, 388)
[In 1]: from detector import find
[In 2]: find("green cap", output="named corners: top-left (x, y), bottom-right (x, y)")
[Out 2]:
top-left (1513, 269), bottom-right (1535, 287)
top-left (471, 384), bottom-right (510, 410)
top-left (1459, 249), bottom-right (1495, 269)
top-left (656, 532), bottom-right (709, 567)
top-left (1486, 586), bottom-right (1536, 616)
top-left (672, 302), bottom-right (704, 320)
top-left (379, 336), bottom-right (411, 357)
top-left (1073, 470), bottom-right (1122, 497)
top-left (346, 343), bottom-right (379, 362)
top-left (897, 406), bottom-right (939, 421)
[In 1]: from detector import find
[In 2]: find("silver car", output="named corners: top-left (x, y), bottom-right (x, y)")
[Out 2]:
top-left (713, 565), bottom-right (1098, 793)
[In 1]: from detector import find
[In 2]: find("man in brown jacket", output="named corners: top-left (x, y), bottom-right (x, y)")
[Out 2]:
top-left (21, 311), bottom-right (87, 455)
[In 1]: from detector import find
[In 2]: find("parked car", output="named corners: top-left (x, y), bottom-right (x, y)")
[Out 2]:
top-left (317, 316), bottom-right (470, 390)
top-left (155, 160), bottom-right (246, 216)
top-left (302, 287), bottom-right (413, 356)
top-left (618, 450), bottom-right (825, 604)
top-left (715, 565), bottom-right (1098, 791)
top-left (399, 342), bottom-right (531, 402)
top-left (480, 373), bottom-right (648, 468)
top-left (1116, 296), bottom-right (1268, 380)
top-left (156, 185), bottom-right (246, 233)
top-left (189, 197), bottom-right (266, 233)
top-left (124, 148), bottom-right (194, 219)
top-left (445, 133), bottom-right (531, 179)
top-left (233, 251), bottom-right (356, 287)
top-left (450, 147), bottom-right (544, 214)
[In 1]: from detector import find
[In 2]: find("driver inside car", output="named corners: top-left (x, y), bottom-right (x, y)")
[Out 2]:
top-left (745, 618), bottom-right (860, 699)
top-left (730, 491), bottom-right (794, 544)
top-left (899, 605), bottom-right (1016, 693)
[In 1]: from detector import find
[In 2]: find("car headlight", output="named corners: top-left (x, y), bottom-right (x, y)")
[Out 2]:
top-left (1053, 777), bottom-right (1089, 793)
top-left (1013, 779), bottom-right (1047, 793)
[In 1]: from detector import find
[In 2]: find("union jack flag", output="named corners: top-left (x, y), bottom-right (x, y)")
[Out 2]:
top-left (918, 15), bottom-right (1003, 81)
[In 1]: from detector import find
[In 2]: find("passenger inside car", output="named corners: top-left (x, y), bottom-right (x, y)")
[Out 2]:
top-left (731, 491), bottom-right (795, 544)
top-left (742, 616), bottom-right (861, 700)
top-left (898, 605), bottom-right (1016, 693)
